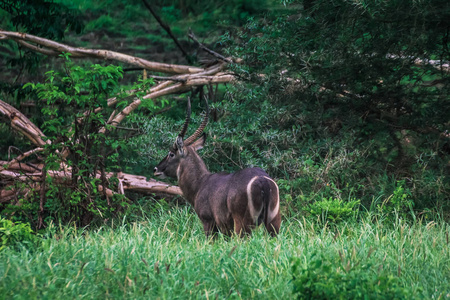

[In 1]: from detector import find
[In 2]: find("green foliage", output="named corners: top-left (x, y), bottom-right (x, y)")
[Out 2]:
top-left (0, 0), bottom-right (84, 83)
top-left (5, 55), bottom-right (133, 226)
top-left (4, 55), bottom-right (173, 228)
top-left (0, 0), bottom-right (83, 40)
top-left (157, 0), bottom-right (273, 23)
top-left (222, 0), bottom-right (450, 215)
top-left (0, 210), bottom-right (448, 298)
top-left (376, 180), bottom-right (414, 220)
top-left (306, 197), bottom-right (360, 223)
top-left (138, 84), bottom-right (447, 220)
top-left (0, 217), bottom-right (37, 251)
top-left (292, 252), bottom-right (413, 299)
top-left (85, 14), bottom-right (114, 31)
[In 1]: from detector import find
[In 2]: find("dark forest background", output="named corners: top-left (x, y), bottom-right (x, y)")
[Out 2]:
top-left (0, 0), bottom-right (449, 227)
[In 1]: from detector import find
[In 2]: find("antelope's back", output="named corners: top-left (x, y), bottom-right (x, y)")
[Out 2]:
top-left (200, 167), bottom-right (277, 212)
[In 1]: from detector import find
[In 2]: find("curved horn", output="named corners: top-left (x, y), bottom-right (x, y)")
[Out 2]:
top-left (171, 97), bottom-right (191, 152)
top-left (179, 97), bottom-right (192, 138)
top-left (184, 96), bottom-right (209, 146)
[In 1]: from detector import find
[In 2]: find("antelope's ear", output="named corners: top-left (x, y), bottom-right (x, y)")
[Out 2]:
top-left (191, 133), bottom-right (206, 151)
top-left (175, 136), bottom-right (185, 156)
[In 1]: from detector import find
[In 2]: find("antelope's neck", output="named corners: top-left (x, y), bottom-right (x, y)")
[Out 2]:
top-left (177, 152), bottom-right (210, 205)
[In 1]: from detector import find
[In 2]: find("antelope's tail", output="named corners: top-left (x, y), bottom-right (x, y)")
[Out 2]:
top-left (262, 176), bottom-right (280, 236)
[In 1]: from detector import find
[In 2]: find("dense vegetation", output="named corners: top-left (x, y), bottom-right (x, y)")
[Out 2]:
top-left (0, 0), bottom-right (449, 298)
top-left (222, 0), bottom-right (450, 214)
top-left (1, 206), bottom-right (449, 299)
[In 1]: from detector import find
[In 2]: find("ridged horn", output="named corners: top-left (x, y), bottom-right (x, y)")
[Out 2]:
top-left (179, 97), bottom-right (192, 138)
top-left (171, 97), bottom-right (191, 151)
top-left (184, 97), bottom-right (209, 146)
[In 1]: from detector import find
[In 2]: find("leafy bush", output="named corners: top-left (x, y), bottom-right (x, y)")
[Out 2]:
top-left (376, 180), bottom-right (414, 220)
top-left (306, 197), bottom-right (360, 223)
top-left (4, 55), bottom-right (145, 227)
top-left (292, 252), bottom-right (414, 299)
top-left (0, 217), bottom-right (37, 251)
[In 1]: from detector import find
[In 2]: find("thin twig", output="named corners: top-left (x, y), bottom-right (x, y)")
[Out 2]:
top-left (188, 30), bottom-right (232, 63)
top-left (141, 0), bottom-right (193, 64)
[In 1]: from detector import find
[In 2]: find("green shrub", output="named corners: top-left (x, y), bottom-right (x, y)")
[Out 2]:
top-left (292, 252), bottom-right (414, 299)
top-left (376, 180), bottom-right (414, 220)
top-left (0, 217), bottom-right (37, 251)
top-left (3, 55), bottom-right (166, 227)
top-left (306, 197), bottom-right (360, 223)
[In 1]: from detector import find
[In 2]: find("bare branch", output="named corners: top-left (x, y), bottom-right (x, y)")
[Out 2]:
top-left (148, 75), bottom-right (187, 82)
top-left (188, 30), bottom-right (232, 63)
top-left (1, 147), bottom-right (44, 171)
top-left (97, 63), bottom-right (229, 113)
top-left (1, 162), bottom-right (40, 173)
top-left (16, 39), bottom-right (60, 56)
top-left (1, 188), bottom-right (19, 203)
top-left (0, 30), bottom-right (203, 74)
top-left (0, 99), bottom-right (47, 147)
top-left (99, 74), bottom-right (234, 133)
top-left (101, 82), bottom-right (189, 132)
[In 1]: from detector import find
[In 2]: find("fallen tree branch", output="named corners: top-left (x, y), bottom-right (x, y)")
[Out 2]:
top-left (0, 163), bottom-right (182, 196)
top-left (0, 147), bottom-right (45, 173)
top-left (0, 99), bottom-right (47, 147)
top-left (0, 99), bottom-right (182, 198)
top-left (0, 30), bottom-right (203, 74)
top-left (1, 162), bottom-right (41, 173)
top-left (146, 75), bottom-right (187, 83)
top-left (0, 188), bottom-right (19, 203)
top-left (95, 62), bottom-right (230, 117)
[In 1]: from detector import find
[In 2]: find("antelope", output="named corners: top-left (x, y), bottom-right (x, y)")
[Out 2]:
top-left (154, 98), bottom-right (281, 237)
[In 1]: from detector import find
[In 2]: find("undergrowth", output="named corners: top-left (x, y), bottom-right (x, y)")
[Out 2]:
top-left (0, 205), bottom-right (448, 299)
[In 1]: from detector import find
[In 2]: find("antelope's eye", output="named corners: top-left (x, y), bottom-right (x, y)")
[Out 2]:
top-left (169, 152), bottom-right (175, 158)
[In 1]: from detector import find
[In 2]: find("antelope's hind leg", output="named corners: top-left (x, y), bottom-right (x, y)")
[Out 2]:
top-left (233, 211), bottom-right (257, 237)
top-left (202, 219), bottom-right (219, 239)
top-left (265, 211), bottom-right (281, 237)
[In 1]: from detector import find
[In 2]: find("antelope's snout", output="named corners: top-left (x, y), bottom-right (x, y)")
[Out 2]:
top-left (154, 166), bottom-right (164, 177)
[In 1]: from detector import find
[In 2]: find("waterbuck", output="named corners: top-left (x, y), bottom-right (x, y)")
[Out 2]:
top-left (154, 98), bottom-right (281, 237)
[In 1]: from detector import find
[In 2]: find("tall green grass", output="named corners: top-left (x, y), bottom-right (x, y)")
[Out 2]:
top-left (0, 206), bottom-right (449, 299)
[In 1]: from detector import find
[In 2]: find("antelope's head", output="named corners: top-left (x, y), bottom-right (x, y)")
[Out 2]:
top-left (154, 97), bottom-right (208, 179)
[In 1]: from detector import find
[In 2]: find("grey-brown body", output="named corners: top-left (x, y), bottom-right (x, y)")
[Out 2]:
top-left (154, 98), bottom-right (281, 237)
top-left (192, 169), bottom-right (280, 236)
